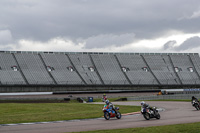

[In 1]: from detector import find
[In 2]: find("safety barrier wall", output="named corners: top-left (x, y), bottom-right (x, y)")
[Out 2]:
top-left (127, 94), bottom-right (200, 100)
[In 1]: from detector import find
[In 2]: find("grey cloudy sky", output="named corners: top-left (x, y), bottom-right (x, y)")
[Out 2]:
top-left (1, 0), bottom-right (200, 53)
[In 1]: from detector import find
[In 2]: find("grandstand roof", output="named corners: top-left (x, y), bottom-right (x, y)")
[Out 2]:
top-left (0, 51), bottom-right (198, 55)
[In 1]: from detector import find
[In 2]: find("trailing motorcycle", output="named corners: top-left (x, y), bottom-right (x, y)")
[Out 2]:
top-left (102, 105), bottom-right (121, 120)
top-left (141, 107), bottom-right (160, 120)
top-left (192, 100), bottom-right (200, 110)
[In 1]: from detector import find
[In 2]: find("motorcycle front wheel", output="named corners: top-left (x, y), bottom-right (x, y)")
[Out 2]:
top-left (195, 105), bottom-right (200, 110)
top-left (156, 112), bottom-right (160, 119)
top-left (116, 111), bottom-right (121, 119)
top-left (104, 112), bottom-right (110, 120)
top-left (143, 113), bottom-right (150, 120)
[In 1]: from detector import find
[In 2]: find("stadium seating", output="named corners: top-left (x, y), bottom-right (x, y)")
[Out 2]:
top-left (143, 55), bottom-right (180, 85)
top-left (0, 53), bottom-right (26, 85)
top-left (40, 53), bottom-right (83, 84)
top-left (170, 55), bottom-right (199, 85)
top-left (69, 54), bottom-right (102, 85)
top-left (91, 54), bottom-right (128, 85)
top-left (14, 53), bottom-right (54, 84)
top-left (116, 54), bottom-right (158, 85)
top-left (0, 52), bottom-right (199, 86)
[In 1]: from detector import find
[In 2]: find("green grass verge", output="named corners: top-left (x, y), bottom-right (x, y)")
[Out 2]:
top-left (69, 122), bottom-right (200, 133)
top-left (103, 97), bottom-right (193, 102)
top-left (144, 99), bottom-right (191, 102)
top-left (0, 103), bottom-right (140, 124)
top-left (130, 99), bottom-right (200, 102)
top-left (93, 97), bottom-right (126, 102)
top-left (92, 97), bottom-right (193, 102)
top-left (0, 98), bottom-right (192, 103)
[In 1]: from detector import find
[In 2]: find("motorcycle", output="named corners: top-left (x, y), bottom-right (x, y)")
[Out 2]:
top-left (102, 105), bottom-right (121, 120)
top-left (192, 100), bottom-right (200, 110)
top-left (141, 107), bottom-right (160, 120)
top-left (102, 97), bottom-right (107, 102)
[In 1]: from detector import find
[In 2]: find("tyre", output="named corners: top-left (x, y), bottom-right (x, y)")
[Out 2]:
top-left (195, 106), bottom-right (199, 110)
top-left (195, 104), bottom-right (199, 110)
top-left (143, 113), bottom-right (150, 120)
top-left (104, 112), bottom-right (110, 120)
top-left (116, 111), bottom-right (121, 119)
top-left (156, 113), bottom-right (160, 119)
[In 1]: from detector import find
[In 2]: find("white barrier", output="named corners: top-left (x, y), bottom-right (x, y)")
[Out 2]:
top-left (0, 92), bottom-right (53, 96)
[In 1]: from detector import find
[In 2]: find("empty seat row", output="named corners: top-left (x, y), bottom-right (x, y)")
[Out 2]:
top-left (0, 52), bottom-right (200, 85)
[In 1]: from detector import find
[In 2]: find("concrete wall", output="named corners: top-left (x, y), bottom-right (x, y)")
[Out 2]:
top-left (0, 86), bottom-right (159, 93)
top-left (127, 94), bottom-right (200, 100)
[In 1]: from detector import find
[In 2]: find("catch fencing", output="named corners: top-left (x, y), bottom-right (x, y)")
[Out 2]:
top-left (127, 94), bottom-right (200, 101)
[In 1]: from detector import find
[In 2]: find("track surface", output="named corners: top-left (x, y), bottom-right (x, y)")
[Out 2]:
top-left (1, 101), bottom-right (200, 133)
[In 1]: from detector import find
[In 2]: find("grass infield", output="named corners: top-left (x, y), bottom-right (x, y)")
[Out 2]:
top-left (0, 103), bottom-right (140, 124)
top-left (69, 122), bottom-right (200, 133)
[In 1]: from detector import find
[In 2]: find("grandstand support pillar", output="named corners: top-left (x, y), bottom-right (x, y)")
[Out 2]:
top-left (65, 54), bottom-right (87, 85)
top-left (12, 53), bottom-right (29, 85)
top-left (114, 55), bottom-right (132, 85)
top-left (168, 55), bottom-right (183, 85)
top-left (89, 54), bottom-right (105, 85)
top-left (188, 55), bottom-right (200, 81)
top-left (38, 53), bottom-right (57, 85)
top-left (140, 55), bottom-right (161, 85)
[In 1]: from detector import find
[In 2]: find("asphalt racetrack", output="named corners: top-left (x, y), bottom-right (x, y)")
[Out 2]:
top-left (1, 101), bottom-right (200, 133)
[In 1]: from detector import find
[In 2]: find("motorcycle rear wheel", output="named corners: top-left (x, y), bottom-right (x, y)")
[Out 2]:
top-left (104, 112), bottom-right (110, 120)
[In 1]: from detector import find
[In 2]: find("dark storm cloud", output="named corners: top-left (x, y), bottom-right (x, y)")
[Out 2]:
top-left (81, 33), bottom-right (136, 48)
top-left (175, 36), bottom-right (200, 51)
top-left (163, 40), bottom-right (177, 50)
top-left (0, 0), bottom-right (200, 49)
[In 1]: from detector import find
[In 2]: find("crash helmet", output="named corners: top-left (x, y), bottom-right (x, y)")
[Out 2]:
top-left (141, 101), bottom-right (145, 106)
top-left (105, 100), bottom-right (110, 105)
top-left (192, 96), bottom-right (195, 99)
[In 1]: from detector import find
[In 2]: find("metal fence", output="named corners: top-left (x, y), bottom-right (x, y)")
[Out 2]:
top-left (127, 94), bottom-right (200, 101)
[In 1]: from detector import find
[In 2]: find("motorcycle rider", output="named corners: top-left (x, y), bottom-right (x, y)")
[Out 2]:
top-left (141, 101), bottom-right (156, 114)
top-left (105, 100), bottom-right (116, 113)
top-left (102, 93), bottom-right (107, 102)
top-left (191, 96), bottom-right (200, 104)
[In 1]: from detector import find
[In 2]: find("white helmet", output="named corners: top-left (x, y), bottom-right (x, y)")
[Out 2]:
top-left (106, 100), bottom-right (110, 105)
top-left (141, 101), bottom-right (145, 106)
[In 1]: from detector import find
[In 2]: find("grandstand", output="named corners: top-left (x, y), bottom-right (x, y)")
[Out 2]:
top-left (0, 51), bottom-right (200, 92)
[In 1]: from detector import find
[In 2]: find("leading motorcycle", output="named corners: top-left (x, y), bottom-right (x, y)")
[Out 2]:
top-left (102, 105), bottom-right (121, 120)
top-left (192, 100), bottom-right (200, 110)
top-left (141, 107), bottom-right (160, 120)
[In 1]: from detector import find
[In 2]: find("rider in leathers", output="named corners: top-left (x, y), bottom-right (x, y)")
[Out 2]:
top-left (191, 96), bottom-right (200, 105)
top-left (102, 93), bottom-right (108, 102)
top-left (106, 100), bottom-right (116, 113)
top-left (141, 101), bottom-right (156, 115)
